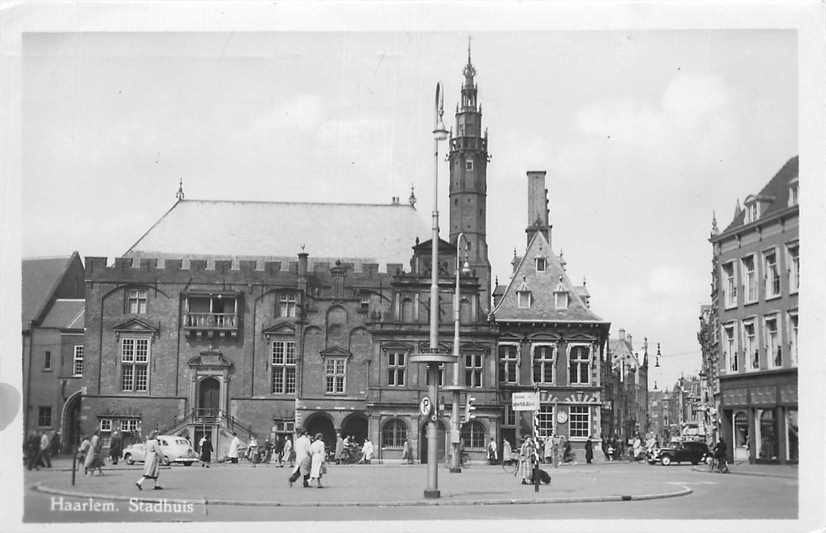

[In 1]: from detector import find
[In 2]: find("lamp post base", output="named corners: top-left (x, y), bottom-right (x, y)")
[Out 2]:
top-left (424, 489), bottom-right (441, 499)
top-left (449, 466), bottom-right (462, 473)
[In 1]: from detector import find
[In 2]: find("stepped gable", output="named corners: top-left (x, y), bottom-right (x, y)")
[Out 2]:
top-left (723, 155), bottom-right (798, 232)
top-left (123, 198), bottom-right (429, 267)
top-left (492, 231), bottom-right (604, 323)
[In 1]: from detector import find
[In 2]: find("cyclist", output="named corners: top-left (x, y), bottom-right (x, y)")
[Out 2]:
top-left (713, 437), bottom-right (728, 473)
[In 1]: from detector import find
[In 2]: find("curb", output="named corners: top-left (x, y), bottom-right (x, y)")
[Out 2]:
top-left (690, 467), bottom-right (797, 479)
top-left (32, 482), bottom-right (692, 508)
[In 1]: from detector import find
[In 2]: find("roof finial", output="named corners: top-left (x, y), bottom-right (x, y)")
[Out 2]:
top-left (711, 210), bottom-right (719, 236)
top-left (176, 178), bottom-right (185, 201)
top-left (468, 35), bottom-right (472, 65)
top-left (408, 183), bottom-right (417, 207)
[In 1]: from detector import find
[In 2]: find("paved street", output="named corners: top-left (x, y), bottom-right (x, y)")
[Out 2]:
top-left (22, 458), bottom-right (797, 522)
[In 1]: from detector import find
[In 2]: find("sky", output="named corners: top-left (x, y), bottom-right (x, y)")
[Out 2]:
top-left (20, 31), bottom-right (797, 390)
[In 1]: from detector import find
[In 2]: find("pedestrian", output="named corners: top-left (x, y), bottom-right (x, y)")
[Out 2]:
top-left (542, 434), bottom-right (553, 465)
top-left (551, 433), bottom-right (561, 468)
top-left (288, 430), bottom-right (311, 487)
top-left (585, 436), bottom-right (593, 464)
top-left (503, 439), bottom-right (512, 465)
top-left (84, 430), bottom-right (104, 476)
top-left (360, 436), bottom-right (374, 464)
top-left (632, 435), bottom-right (643, 461)
top-left (135, 430), bottom-right (162, 491)
top-left (519, 436), bottom-right (538, 485)
top-left (109, 430), bottom-right (122, 465)
top-left (38, 431), bottom-right (53, 468)
top-left (487, 437), bottom-right (498, 465)
top-left (309, 433), bottom-right (327, 488)
top-left (228, 432), bottom-right (241, 464)
top-left (402, 437), bottom-right (413, 464)
top-left (334, 431), bottom-right (344, 465)
top-left (199, 435), bottom-right (213, 467)
top-left (25, 432), bottom-right (40, 470)
top-left (248, 434), bottom-right (259, 464)
top-left (76, 435), bottom-right (91, 471)
top-left (283, 435), bottom-right (294, 467)
top-left (607, 439), bottom-right (615, 462)
top-left (563, 437), bottom-right (575, 464)
top-left (273, 435), bottom-right (285, 466)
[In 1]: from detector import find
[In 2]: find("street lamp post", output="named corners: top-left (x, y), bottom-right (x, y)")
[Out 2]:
top-left (409, 81), bottom-right (454, 499)
top-left (446, 233), bottom-right (471, 473)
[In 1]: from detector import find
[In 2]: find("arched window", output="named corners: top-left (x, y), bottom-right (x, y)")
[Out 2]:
top-left (461, 420), bottom-right (486, 449)
top-left (382, 419), bottom-right (407, 448)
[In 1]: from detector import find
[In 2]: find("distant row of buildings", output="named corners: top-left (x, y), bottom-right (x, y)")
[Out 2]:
top-left (21, 51), bottom-right (650, 463)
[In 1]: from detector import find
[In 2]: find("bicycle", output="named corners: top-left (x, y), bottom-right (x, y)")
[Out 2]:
top-left (502, 455), bottom-right (519, 476)
top-left (708, 455), bottom-right (729, 473)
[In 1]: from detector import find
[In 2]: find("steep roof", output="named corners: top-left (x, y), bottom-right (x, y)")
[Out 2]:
top-left (40, 299), bottom-right (85, 329)
top-left (721, 156), bottom-right (798, 234)
top-left (21, 253), bottom-right (81, 329)
top-left (492, 231), bottom-right (605, 323)
top-left (124, 199), bottom-right (429, 267)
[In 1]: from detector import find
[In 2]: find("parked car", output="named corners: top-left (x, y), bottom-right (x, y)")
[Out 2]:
top-left (122, 435), bottom-right (199, 466)
top-left (648, 440), bottom-right (710, 466)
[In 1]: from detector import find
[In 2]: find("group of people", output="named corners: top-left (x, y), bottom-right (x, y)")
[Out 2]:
top-left (24, 430), bottom-right (58, 471)
top-left (332, 433), bottom-right (376, 464)
top-left (288, 430), bottom-right (327, 488)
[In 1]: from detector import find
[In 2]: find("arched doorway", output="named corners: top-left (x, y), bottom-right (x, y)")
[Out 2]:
top-left (305, 412), bottom-right (336, 451)
top-left (420, 420), bottom-right (446, 464)
top-left (198, 377), bottom-right (220, 417)
top-left (341, 413), bottom-right (368, 444)
top-left (60, 391), bottom-right (82, 453)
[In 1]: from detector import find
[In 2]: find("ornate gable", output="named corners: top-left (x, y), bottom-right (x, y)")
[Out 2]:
top-left (112, 317), bottom-right (159, 340)
top-left (263, 321), bottom-right (296, 339)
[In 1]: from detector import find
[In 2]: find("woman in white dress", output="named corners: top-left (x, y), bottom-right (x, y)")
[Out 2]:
top-left (309, 433), bottom-right (326, 488)
top-left (136, 430), bottom-right (162, 490)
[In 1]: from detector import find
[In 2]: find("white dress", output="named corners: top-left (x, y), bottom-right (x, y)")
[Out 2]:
top-left (309, 439), bottom-right (326, 479)
top-left (228, 437), bottom-right (241, 459)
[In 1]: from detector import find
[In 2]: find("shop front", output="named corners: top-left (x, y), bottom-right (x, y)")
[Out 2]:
top-left (719, 370), bottom-right (797, 464)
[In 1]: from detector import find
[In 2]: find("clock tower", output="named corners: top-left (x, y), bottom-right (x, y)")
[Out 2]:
top-left (448, 42), bottom-right (492, 312)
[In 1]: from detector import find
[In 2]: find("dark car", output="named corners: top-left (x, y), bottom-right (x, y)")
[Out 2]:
top-left (648, 440), bottom-right (710, 466)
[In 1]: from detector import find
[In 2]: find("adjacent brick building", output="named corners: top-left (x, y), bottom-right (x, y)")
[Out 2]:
top-left (708, 156), bottom-right (799, 464)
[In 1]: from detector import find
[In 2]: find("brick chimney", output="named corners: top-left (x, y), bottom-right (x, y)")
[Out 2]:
top-left (525, 170), bottom-right (552, 247)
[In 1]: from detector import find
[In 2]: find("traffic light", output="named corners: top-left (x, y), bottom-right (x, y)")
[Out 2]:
top-left (464, 395), bottom-right (476, 422)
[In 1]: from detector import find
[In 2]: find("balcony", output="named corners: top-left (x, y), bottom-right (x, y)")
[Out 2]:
top-left (184, 312), bottom-right (238, 337)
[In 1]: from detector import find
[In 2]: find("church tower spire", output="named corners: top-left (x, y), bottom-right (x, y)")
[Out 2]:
top-left (449, 38), bottom-right (491, 312)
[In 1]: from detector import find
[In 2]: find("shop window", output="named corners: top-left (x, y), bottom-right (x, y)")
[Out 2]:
top-left (569, 405), bottom-right (590, 438)
top-left (756, 409), bottom-right (777, 461)
top-left (786, 409), bottom-right (798, 462)
top-left (537, 405), bottom-right (554, 438)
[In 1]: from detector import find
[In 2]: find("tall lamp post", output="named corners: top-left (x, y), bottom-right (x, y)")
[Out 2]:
top-left (409, 81), bottom-right (455, 499)
top-left (445, 233), bottom-right (471, 473)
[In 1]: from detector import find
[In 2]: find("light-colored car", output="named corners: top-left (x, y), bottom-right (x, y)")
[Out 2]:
top-left (122, 435), bottom-right (199, 466)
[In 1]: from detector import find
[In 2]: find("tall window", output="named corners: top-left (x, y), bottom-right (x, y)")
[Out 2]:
top-left (764, 250), bottom-right (780, 298)
top-left (400, 298), bottom-right (414, 322)
top-left (788, 312), bottom-right (798, 367)
top-left (72, 345), bottom-right (84, 377)
top-left (517, 290), bottom-right (531, 309)
top-left (787, 244), bottom-right (799, 293)
top-left (504, 404), bottom-right (516, 426)
top-left (38, 406), bottom-right (52, 427)
top-left (271, 340), bottom-right (296, 394)
top-left (498, 344), bottom-right (519, 384)
top-left (745, 202), bottom-right (759, 223)
top-left (569, 405), bottom-right (590, 438)
top-left (279, 293), bottom-right (297, 318)
top-left (387, 351), bottom-right (406, 386)
top-left (537, 405), bottom-right (554, 437)
top-left (461, 420), bottom-right (486, 448)
top-left (121, 337), bottom-right (150, 392)
top-left (722, 262), bottom-right (737, 307)
top-left (743, 320), bottom-right (758, 370)
top-left (569, 345), bottom-right (591, 385)
top-left (723, 324), bottom-right (737, 372)
top-left (535, 257), bottom-right (546, 272)
top-left (788, 180), bottom-right (799, 207)
top-left (465, 354), bottom-right (483, 388)
top-left (741, 255), bottom-right (757, 303)
top-left (381, 419), bottom-right (407, 448)
top-left (765, 315), bottom-right (781, 368)
top-left (325, 358), bottom-right (346, 394)
top-left (532, 345), bottom-right (554, 384)
top-left (43, 351), bottom-right (51, 371)
top-left (127, 289), bottom-right (148, 314)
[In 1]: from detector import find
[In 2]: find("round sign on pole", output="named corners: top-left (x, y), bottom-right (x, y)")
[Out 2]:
top-left (420, 397), bottom-right (432, 416)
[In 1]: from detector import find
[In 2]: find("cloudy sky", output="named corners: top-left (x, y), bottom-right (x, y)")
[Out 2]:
top-left (21, 30), bottom-right (797, 389)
